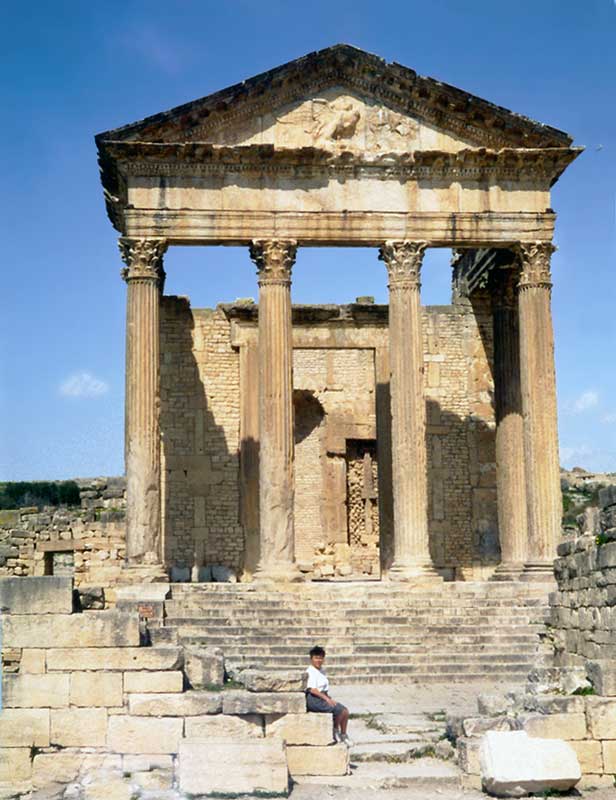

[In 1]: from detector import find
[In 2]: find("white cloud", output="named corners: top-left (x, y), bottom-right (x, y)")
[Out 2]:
top-left (572, 390), bottom-right (599, 413)
top-left (59, 372), bottom-right (109, 399)
top-left (602, 412), bottom-right (616, 424)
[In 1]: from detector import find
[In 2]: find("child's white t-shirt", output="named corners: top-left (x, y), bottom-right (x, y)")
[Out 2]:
top-left (306, 665), bottom-right (329, 692)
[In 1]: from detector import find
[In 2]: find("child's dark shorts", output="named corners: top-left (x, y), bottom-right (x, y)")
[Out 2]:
top-left (306, 692), bottom-right (347, 716)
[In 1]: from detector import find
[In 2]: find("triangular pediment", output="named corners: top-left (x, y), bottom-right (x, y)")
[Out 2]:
top-left (97, 44), bottom-right (573, 152)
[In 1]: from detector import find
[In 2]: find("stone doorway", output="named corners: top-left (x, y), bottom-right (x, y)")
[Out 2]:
top-left (346, 439), bottom-right (380, 578)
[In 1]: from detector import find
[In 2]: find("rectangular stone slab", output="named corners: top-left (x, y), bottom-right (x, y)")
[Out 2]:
top-left (0, 708), bottom-right (50, 747)
top-left (2, 611), bottom-right (139, 648)
top-left (107, 716), bottom-right (184, 754)
top-left (185, 714), bottom-right (264, 739)
top-left (586, 697), bottom-right (616, 738)
top-left (480, 731), bottom-right (581, 795)
top-left (2, 674), bottom-right (69, 708)
top-left (286, 743), bottom-right (349, 776)
top-left (222, 690), bottom-right (306, 715)
top-left (128, 691), bottom-right (222, 716)
top-left (179, 738), bottom-right (288, 795)
top-left (51, 708), bottom-right (108, 747)
top-left (0, 577), bottom-right (73, 614)
top-left (70, 672), bottom-right (123, 707)
top-left (123, 671), bottom-right (183, 693)
top-left (265, 713), bottom-right (334, 745)
top-left (46, 647), bottom-right (182, 671)
top-left (0, 748), bottom-right (32, 781)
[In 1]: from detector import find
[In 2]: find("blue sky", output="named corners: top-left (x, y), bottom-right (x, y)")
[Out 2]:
top-left (1, 0), bottom-right (615, 480)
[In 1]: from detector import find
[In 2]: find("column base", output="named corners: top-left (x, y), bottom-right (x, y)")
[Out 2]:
top-left (491, 561), bottom-right (526, 581)
top-left (252, 562), bottom-right (305, 585)
top-left (521, 560), bottom-right (557, 582)
top-left (387, 561), bottom-right (443, 583)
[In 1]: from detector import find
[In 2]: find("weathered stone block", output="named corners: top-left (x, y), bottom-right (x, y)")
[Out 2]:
top-left (71, 671), bottom-right (123, 707)
top-left (51, 708), bottom-right (107, 746)
top-left (238, 669), bottom-right (306, 693)
top-left (265, 712), bottom-right (333, 745)
top-left (587, 660), bottom-right (616, 696)
top-left (179, 739), bottom-right (288, 795)
top-left (0, 576), bottom-right (73, 614)
top-left (457, 737), bottom-right (482, 774)
top-left (46, 646), bottom-right (182, 671)
top-left (122, 754), bottom-right (173, 773)
top-left (567, 740), bottom-right (603, 774)
top-left (222, 690), bottom-right (306, 715)
top-left (185, 714), bottom-right (264, 739)
top-left (602, 740), bottom-right (616, 772)
top-left (107, 716), bottom-right (184, 754)
top-left (480, 731), bottom-right (581, 796)
top-left (184, 645), bottom-right (224, 688)
top-left (0, 748), bottom-right (31, 782)
top-left (3, 611), bottom-right (139, 648)
top-left (463, 715), bottom-right (519, 737)
top-left (522, 694), bottom-right (585, 715)
top-left (477, 693), bottom-right (515, 717)
top-left (586, 697), bottom-right (616, 738)
top-left (520, 712), bottom-right (587, 740)
top-left (19, 648), bottom-right (46, 673)
top-left (128, 690), bottom-right (222, 716)
top-left (286, 743), bottom-right (349, 776)
top-left (599, 485), bottom-right (616, 509)
top-left (31, 752), bottom-right (122, 791)
top-left (2, 673), bottom-right (69, 708)
top-left (123, 670), bottom-right (183, 693)
top-left (598, 542), bottom-right (616, 570)
top-left (0, 708), bottom-right (49, 746)
top-left (84, 780), bottom-right (136, 800)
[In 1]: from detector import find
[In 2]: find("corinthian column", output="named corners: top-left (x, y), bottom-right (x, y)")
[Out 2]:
top-left (491, 263), bottom-right (528, 580)
top-left (119, 237), bottom-right (167, 565)
top-left (516, 242), bottom-right (561, 577)
top-left (379, 241), bottom-right (440, 582)
top-left (249, 240), bottom-right (301, 582)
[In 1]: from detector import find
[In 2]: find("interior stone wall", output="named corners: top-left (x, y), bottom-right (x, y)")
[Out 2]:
top-left (160, 298), bottom-right (243, 572)
top-left (159, 296), bottom-right (496, 578)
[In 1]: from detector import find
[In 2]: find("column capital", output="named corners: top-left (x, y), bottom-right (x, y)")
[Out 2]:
top-left (379, 241), bottom-right (427, 290)
top-left (119, 238), bottom-right (167, 284)
top-left (515, 241), bottom-right (556, 291)
top-left (250, 240), bottom-right (297, 286)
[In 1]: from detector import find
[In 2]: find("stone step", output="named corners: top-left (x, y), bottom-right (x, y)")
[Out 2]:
top-left (292, 757), bottom-right (460, 789)
top-left (179, 638), bottom-right (537, 655)
top-left (166, 618), bottom-right (539, 632)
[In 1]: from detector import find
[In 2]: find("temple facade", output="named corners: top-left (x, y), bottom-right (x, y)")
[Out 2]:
top-left (95, 44), bottom-right (581, 584)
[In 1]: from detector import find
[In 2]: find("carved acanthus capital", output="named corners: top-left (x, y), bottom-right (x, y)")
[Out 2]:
top-left (515, 242), bottom-right (556, 291)
top-left (250, 240), bottom-right (297, 286)
top-left (379, 241), bottom-right (427, 290)
top-left (119, 238), bottom-right (168, 285)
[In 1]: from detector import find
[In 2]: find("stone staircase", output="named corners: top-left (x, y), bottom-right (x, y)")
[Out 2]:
top-left (151, 581), bottom-right (552, 684)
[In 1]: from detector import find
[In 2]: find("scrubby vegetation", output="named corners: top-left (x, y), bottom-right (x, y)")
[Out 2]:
top-left (0, 481), bottom-right (81, 510)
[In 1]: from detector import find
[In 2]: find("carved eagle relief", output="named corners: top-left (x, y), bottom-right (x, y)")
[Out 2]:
top-left (260, 89), bottom-right (424, 152)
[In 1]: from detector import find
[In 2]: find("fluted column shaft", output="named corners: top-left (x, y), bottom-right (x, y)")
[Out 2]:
top-left (120, 238), bottom-right (167, 565)
top-left (491, 265), bottom-right (528, 578)
top-left (250, 240), bottom-right (301, 582)
top-left (379, 241), bottom-right (440, 581)
top-left (517, 242), bottom-right (561, 575)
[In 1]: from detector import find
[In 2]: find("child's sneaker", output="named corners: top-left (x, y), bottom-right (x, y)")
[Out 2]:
top-left (340, 733), bottom-right (354, 747)
top-left (334, 730), bottom-right (343, 743)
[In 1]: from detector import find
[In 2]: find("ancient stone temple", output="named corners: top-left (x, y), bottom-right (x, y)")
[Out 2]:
top-left (95, 44), bottom-right (581, 584)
